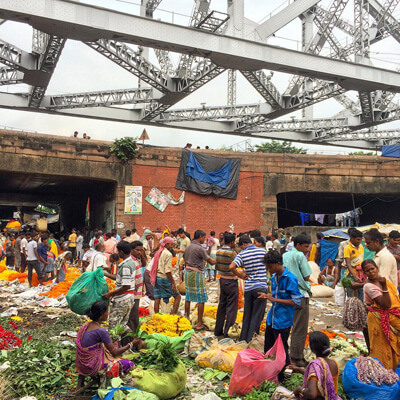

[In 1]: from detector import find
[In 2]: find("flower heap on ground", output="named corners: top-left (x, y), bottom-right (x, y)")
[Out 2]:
top-left (195, 305), bottom-right (244, 323)
top-left (141, 314), bottom-right (192, 336)
top-left (0, 321), bottom-right (23, 350)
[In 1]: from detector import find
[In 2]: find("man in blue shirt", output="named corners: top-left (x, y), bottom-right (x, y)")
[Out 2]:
top-left (258, 250), bottom-right (302, 381)
top-left (282, 234), bottom-right (312, 367)
top-left (37, 234), bottom-right (49, 279)
top-left (229, 235), bottom-right (267, 342)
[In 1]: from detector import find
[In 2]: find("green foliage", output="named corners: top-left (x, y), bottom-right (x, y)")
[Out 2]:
top-left (338, 376), bottom-right (349, 400)
top-left (34, 204), bottom-right (57, 215)
top-left (110, 324), bottom-right (125, 341)
top-left (341, 277), bottom-right (353, 289)
top-left (220, 145), bottom-right (234, 151)
top-left (0, 341), bottom-right (76, 399)
top-left (110, 137), bottom-right (138, 163)
top-left (349, 151), bottom-right (374, 156)
top-left (282, 373), bottom-right (304, 391)
top-left (255, 140), bottom-right (307, 154)
top-left (135, 341), bottom-right (179, 372)
top-left (244, 380), bottom-right (278, 400)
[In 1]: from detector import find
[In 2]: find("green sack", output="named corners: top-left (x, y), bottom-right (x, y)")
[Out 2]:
top-left (130, 360), bottom-right (187, 400)
top-left (138, 329), bottom-right (194, 352)
top-left (66, 268), bottom-right (109, 315)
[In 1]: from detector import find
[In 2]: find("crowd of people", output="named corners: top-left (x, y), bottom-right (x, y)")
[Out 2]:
top-left (1, 224), bottom-right (400, 398)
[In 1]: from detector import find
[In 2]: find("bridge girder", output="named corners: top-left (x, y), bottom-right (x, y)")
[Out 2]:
top-left (0, 0), bottom-right (399, 149)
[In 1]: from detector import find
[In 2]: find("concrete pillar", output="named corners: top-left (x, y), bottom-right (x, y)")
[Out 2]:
top-left (260, 195), bottom-right (278, 233)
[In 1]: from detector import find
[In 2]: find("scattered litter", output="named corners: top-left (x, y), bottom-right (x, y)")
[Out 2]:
top-left (0, 307), bottom-right (18, 317)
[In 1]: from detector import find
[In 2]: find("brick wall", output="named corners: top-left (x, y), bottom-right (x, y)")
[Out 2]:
top-left (3, 129), bottom-right (400, 234)
top-left (128, 165), bottom-right (265, 234)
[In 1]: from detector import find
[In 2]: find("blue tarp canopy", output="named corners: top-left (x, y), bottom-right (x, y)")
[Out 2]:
top-left (382, 145), bottom-right (400, 158)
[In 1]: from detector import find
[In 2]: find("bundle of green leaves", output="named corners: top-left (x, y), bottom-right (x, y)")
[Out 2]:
top-left (243, 380), bottom-right (278, 400)
top-left (135, 342), bottom-right (179, 372)
top-left (0, 340), bottom-right (77, 399)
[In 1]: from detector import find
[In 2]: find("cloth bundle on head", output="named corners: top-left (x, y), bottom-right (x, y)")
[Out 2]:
top-left (150, 237), bottom-right (174, 286)
top-left (141, 229), bottom-right (153, 242)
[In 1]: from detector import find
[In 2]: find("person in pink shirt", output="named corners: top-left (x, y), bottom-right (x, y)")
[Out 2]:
top-left (104, 232), bottom-right (117, 255)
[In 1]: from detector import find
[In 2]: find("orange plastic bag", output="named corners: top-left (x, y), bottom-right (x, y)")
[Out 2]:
top-left (228, 335), bottom-right (286, 397)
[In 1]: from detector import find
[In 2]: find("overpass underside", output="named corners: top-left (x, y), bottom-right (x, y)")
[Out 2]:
top-left (0, 171), bottom-right (116, 233)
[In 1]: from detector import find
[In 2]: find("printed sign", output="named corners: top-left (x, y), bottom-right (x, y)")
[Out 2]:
top-left (145, 187), bottom-right (170, 212)
top-left (124, 186), bottom-right (142, 215)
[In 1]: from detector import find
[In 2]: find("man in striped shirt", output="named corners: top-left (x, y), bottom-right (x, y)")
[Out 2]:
top-left (103, 241), bottom-right (136, 330)
top-left (229, 235), bottom-right (268, 342)
top-left (214, 233), bottom-right (238, 338)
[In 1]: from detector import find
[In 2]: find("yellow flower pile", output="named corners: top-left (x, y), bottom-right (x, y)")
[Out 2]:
top-left (65, 270), bottom-right (82, 282)
top-left (202, 305), bottom-right (243, 323)
top-left (141, 314), bottom-right (192, 337)
top-left (6, 220), bottom-right (21, 229)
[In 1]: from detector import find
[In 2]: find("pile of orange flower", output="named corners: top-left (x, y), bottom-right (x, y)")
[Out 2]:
top-left (65, 270), bottom-right (82, 282)
top-left (304, 330), bottom-right (346, 347)
top-left (0, 269), bottom-right (28, 283)
top-left (39, 281), bottom-right (72, 298)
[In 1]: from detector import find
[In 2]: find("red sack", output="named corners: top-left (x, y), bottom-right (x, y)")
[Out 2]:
top-left (228, 334), bottom-right (286, 396)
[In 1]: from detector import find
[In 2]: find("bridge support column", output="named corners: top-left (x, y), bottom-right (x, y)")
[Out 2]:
top-left (260, 195), bottom-right (278, 233)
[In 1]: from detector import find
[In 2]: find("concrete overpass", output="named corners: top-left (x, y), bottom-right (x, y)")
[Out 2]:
top-left (1, 129), bottom-right (400, 233)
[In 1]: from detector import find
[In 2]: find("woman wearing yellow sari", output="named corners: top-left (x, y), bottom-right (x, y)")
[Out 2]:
top-left (361, 259), bottom-right (400, 370)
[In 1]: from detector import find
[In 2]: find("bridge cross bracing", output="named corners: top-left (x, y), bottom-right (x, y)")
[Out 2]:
top-left (0, 1), bottom-right (400, 148)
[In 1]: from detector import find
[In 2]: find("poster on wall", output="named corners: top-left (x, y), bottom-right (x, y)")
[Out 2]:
top-left (124, 186), bottom-right (142, 215)
top-left (145, 187), bottom-right (170, 212)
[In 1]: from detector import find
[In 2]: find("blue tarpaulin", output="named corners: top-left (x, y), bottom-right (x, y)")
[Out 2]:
top-left (186, 151), bottom-right (231, 188)
top-left (320, 239), bottom-right (340, 269)
top-left (176, 150), bottom-right (241, 199)
top-left (322, 229), bottom-right (349, 240)
top-left (382, 145), bottom-right (400, 158)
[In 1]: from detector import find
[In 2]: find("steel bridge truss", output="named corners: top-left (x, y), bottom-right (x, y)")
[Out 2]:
top-left (0, 0), bottom-right (400, 148)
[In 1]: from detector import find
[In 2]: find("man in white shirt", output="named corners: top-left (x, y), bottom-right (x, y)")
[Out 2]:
top-left (124, 230), bottom-right (134, 243)
top-left (266, 235), bottom-right (273, 251)
top-left (26, 232), bottom-right (44, 286)
top-left (82, 243), bottom-right (96, 271)
top-left (87, 243), bottom-right (109, 272)
top-left (364, 228), bottom-right (398, 287)
top-left (20, 233), bottom-right (28, 273)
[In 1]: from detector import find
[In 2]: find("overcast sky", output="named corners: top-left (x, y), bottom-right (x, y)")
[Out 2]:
top-left (0, 0), bottom-right (399, 153)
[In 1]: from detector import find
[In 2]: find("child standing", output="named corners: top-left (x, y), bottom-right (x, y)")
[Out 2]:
top-left (258, 250), bottom-right (303, 381)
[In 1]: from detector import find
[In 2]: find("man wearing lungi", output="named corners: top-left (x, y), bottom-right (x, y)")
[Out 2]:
top-left (184, 230), bottom-right (216, 330)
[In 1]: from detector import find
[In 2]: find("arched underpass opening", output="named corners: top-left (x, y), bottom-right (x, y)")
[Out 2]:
top-left (0, 171), bottom-right (117, 234)
top-left (277, 192), bottom-right (400, 228)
